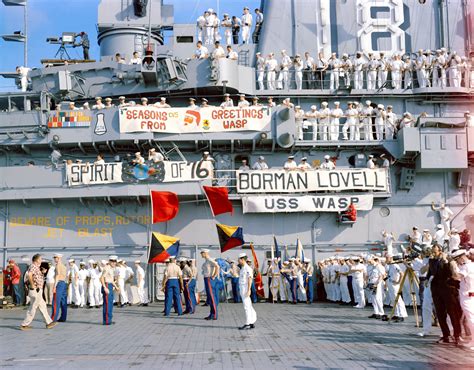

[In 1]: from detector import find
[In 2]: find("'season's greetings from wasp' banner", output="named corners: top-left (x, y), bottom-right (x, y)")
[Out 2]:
top-left (119, 106), bottom-right (271, 133)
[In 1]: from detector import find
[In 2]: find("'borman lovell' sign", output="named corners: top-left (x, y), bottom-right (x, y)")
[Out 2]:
top-left (119, 106), bottom-right (270, 133)
top-left (237, 168), bottom-right (388, 193)
top-left (242, 194), bottom-right (374, 213)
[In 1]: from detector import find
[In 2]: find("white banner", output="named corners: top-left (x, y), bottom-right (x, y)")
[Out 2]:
top-left (237, 168), bottom-right (388, 193)
top-left (162, 161), bottom-right (212, 182)
top-left (242, 194), bottom-right (374, 213)
top-left (66, 163), bottom-right (123, 186)
top-left (119, 106), bottom-right (271, 133)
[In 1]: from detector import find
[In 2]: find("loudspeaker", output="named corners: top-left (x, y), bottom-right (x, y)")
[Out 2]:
top-left (399, 168), bottom-right (416, 190)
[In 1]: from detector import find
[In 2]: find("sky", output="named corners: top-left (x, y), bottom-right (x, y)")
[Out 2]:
top-left (0, 0), bottom-right (260, 91)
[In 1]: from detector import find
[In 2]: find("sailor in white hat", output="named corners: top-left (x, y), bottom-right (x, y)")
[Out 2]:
top-left (298, 156), bottom-right (312, 170)
top-left (265, 52), bottom-right (278, 90)
top-left (238, 94), bottom-right (250, 108)
top-left (252, 155), bottom-right (269, 170)
top-left (451, 248), bottom-right (474, 348)
top-left (320, 154), bottom-right (335, 170)
top-left (367, 52), bottom-right (379, 90)
top-left (255, 52), bottom-right (266, 90)
top-left (241, 6), bottom-right (253, 44)
top-left (117, 96), bottom-right (128, 108)
top-left (304, 104), bottom-right (319, 141)
top-left (196, 11), bottom-right (206, 43)
top-left (431, 201), bottom-right (454, 237)
top-left (318, 102), bottom-right (330, 141)
top-left (294, 105), bottom-right (305, 140)
top-left (221, 13), bottom-right (232, 45)
top-left (374, 103), bottom-right (386, 141)
top-left (330, 101), bottom-right (343, 140)
top-left (344, 101), bottom-right (359, 141)
top-left (77, 261), bottom-right (89, 308)
top-left (350, 256), bottom-right (366, 308)
top-left (448, 227), bottom-right (461, 252)
top-left (434, 224), bottom-right (447, 247)
top-left (361, 100), bottom-right (374, 140)
top-left (154, 97), bottom-right (171, 108)
top-left (277, 49), bottom-right (292, 90)
top-left (294, 53), bottom-right (304, 90)
top-left (87, 259), bottom-right (102, 308)
top-left (377, 52), bottom-right (389, 89)
top-left (384, 254), bottom-right (408, 323)
top-left (134, 260), bottom-right (148, 306)
top-left (250, 96), bottom-right (261, 106)
top-left (366, 154), bottom-right (376, 169)
top-left (340, 53), bottom-right (352, 88)
top-left (187, 97), bottom-right (197, 109)
top-left (200, 249), bottom-right (220, 320)
top-left (67, 258), bottom-right (80, 307)
top-left (327, 52), bottom-right (340, 90)
top-left (140, 97), bottom-right (148, 106)
top-left (220, 93), bottom-right (234, 108)
top-left (200, 97), bottom-right (210, 108)
top-left (92, 96), bottom-right (105, 110)
top-left (421, 229), bottom-right (433, 248)
top-left (132, 151), bottom-right (145, 166)
top-left (148, 147), bottom-right (164, 163)
top-left (283, 155), bottom-right (297, 171)
top-left (99, 256), bottom-right (118, 325)
top-left (204, 8), bottom-right (216, 45)
top-left (237, 253), bottom-right (257, 329)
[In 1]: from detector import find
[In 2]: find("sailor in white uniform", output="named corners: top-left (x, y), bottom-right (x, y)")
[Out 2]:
top-left (386, 255), bottom-right (408, 322)
top-left (295, 106), bottom-right (305, 140)
top-left (320, 155), bottom-right (335, 170)
top-left (353, 52), bottom-right (365, 89)
top-left (252, 156), bottom-right (269, 170)
top-left (77, 262), bottom-right (89, 308)
top-left (330, 101), bottom-right (342, 141)
top-left (367, 256), bottom-right (385, 319)
top-left (278, 50), bottom-right (292, 90)
top-left (283, 155), bottom-right (297, 170)
top-left (318, 102), bottom-right (330, 141)
top-left (305, 105), bottom-right (319, 141)
top-left (431, 202), bottom-right (454, 236)
top-left (135, 261), bottom-right (148, 306)
top-left (265, 53), bottom-right (278, 90)
top-left (196, 12), bottom-right (206, 43)
top-left (220, 93), bottom-right (234, 108)
top-left (350, 257), bottom-right (366, 308)
top-left (87, 260), bottom-right (102, 308)
top-left (362, 100), bottom-right (373, 141)
top-left (366, 54), bottom-right (378, 90)
top-left (298, 157), bottom-right (312, 171)
top-left (241, 7), bottom-right (253, 44)
top-left (238, 253), bottom-right (257, 330)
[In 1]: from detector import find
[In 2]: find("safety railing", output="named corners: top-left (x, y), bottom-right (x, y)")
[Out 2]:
top-left (255, 67), bottom-right (474, 91)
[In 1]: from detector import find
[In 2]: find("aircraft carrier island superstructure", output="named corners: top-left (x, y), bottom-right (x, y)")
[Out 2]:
top-left (0, 0), bottom-right (473, 298)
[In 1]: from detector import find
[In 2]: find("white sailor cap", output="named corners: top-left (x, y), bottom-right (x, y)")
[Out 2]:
top-left (224, 93), bottom-right (230, 97)
top-left (289, 257), bottom-right (295, 261)
top-left (135, 151), bottom-right (141, 156)
top-left (365, 100), bottom-right (371, 105)
top-left (413, 226), bottom-right (418, 229)
top-left (301, 157), bottom-right (307, 161)
top-left (101, 260), bottom-right (107, 265)
top-left (68, 258), bottom-right (75, 262)
top-left (238, 253), bottom-right (247, 258)
top-left (117, 259), bottom-right (123, 263)
top-left (334, 101), bottom-right (340, 105)
top-left (88, 259), bottom-right (95, 264)
top-left (380, 153), bottom-right (386, 158)
top-left (164, 258), bottom-right (170, 263)
top-left (141, 97), bottom-right (148, 101)
top-left (436, 49), bottom-right (441, 53)
top-left (109, 255), bottom-right (118, 261)
top-left (256, 52), bottom-right (261, 55)
top-left (160, 97), bottom-right (166, 101)
top-left (451, 249), bottom-right (465, 259)
top-left (168, 256), bottom-right (176, 260)
top-left (252, 96), bottom-right (259, 100)
top-left (423, 229), bottom-right (430, 232)
top-left (324, 155), bottom-right (330, 159)
top-left (403, 112), bottom-right (410, 116)
top-left (451, 228), bottom-right (458, 233)
top-left (83, 102), bottom-right (89, 106)
top-left (119, 96), bottom-right (125, 100)
top-left (105, 97), bottom-right (112, 102)
top-left (259, 156), bottom-right (265, 160)
top-left (134, 260), bottom-right (141, 264)
top-left (321, 102), bottom-right (328, 106)
top-left (203, 151), bottom-right (209, 155)
top-left (200, 248), bottom-right (210, 253)
top-left (189, 97), bottom-right (196, 101)
top-left (436, 224), bottom-right (443, 229)
top-left (387, 105), bottom-right (393, 109)
top-left (95, 96), bottom-right (102, 101)
top-left (303, 258), bottom-right (310, 263)
top-left (207, 8), bottom-right (213, 12)
top-left (288, 155), bottom-right (295, 159)
top-left (223, 13), bottom-right (229, 16)
top-left (80, 261), bottom-right (85, 265)
top-left (342, 53), bottom-right (348, 58)
top-left (53, 253), bottom-right (63, 258)
top-left (239, 94), bottom-right (246, 97)
top-left (243, 6), bottom-right (249, 10)
top-left (377, 104), bottom-right (384, 109)
top-left (149, 148), bottom-right (156, 152)
top-left (311, 105), bottom-right (317, 110)
top-left (201, 98), bottom-right (208, 102)
top-left (281, 49), bottom-right (286, 53)
top-left (368, 155), bottom-right (374, 158)
top-left (68, 101), bottom-right (75, 105)
top-left (295, 105), bottom-right (301, 109)
top-left (354, 102), bottom-right (360, 106)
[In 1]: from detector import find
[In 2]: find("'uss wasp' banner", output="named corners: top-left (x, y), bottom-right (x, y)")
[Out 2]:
top-left (237, 168), bottom-right (388, 193)
top-left (242, 194), bottom-right (374, 213)
top-left (66, 163), bottom-right (123, 186)
top-left (119, 106), bottom-right (270, 133)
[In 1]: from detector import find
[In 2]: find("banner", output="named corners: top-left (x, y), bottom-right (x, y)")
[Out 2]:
top-left (122, 161), bottom-right (212, 183)
top-left (119, 106), bottom-right (271, 133)
top-left (66, 163), bottom-right (123, 186)
top-left (242, 194), bottom-right (374, 213)
top-left (237, 168), bottom-right (388, 193)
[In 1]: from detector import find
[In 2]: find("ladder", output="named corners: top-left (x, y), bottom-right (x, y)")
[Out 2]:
top-left (153, 141), bottom-right (186, 162)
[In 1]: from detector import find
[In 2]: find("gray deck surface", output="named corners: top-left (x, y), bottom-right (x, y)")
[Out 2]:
top-left (1, 301), bottom-right (473, 369)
